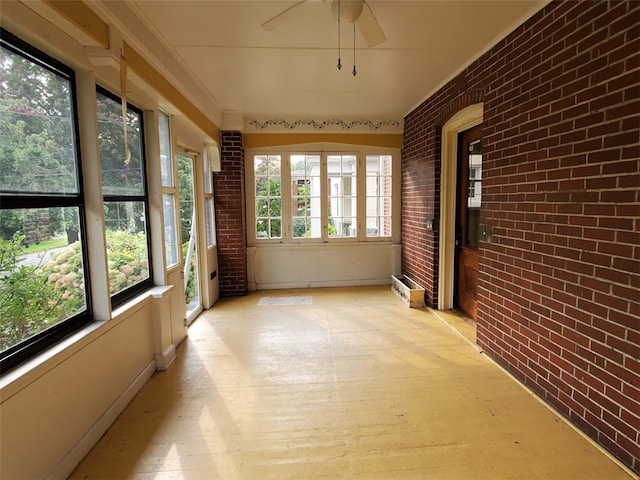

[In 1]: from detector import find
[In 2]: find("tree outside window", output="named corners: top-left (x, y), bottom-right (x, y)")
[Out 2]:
top-left (254, 155), bottom-right (282, 239)
top-left (0, 31), bottom-right (90, 371)
top-left (96, 89), bottom-right (152, 304)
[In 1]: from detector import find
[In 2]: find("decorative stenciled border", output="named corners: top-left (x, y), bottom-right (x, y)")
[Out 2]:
top-left (248, 118), bottom-right (401, 131)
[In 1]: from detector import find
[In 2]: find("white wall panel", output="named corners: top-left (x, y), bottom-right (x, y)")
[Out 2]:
top-left (0, 303), bottom-right (155, 479)
top-left (252, 244), bottom-right (395, 289)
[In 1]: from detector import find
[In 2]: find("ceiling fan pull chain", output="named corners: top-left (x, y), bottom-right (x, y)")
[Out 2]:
top-left (337, 0), bottom-right (342, 70)
top-left (352, 21), bottom-right (357, 76)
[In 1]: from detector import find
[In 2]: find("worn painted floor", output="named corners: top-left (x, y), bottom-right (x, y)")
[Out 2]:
top-left (70, 286), bottom-right (634, 479)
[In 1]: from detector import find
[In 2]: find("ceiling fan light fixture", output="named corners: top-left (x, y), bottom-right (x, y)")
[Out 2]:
top-left (331, 0), bottom-right (364, 23)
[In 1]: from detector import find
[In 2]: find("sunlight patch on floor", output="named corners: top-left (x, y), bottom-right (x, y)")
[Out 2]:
top-left (257, 296), bottom-right (313, 306)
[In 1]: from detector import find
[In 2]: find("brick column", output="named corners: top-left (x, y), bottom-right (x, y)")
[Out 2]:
top-left (213, 131), bottom-right (247, 296)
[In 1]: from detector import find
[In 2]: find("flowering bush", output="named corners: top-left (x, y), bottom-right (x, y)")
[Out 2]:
top-left (44, 240), bottom-right (85, 311)
top-left (0, 231), bottom-right (149, 351)
top-left (105, 230), bottom-right (149, 295)
top-left (0, 235), bottom-right (80, 351)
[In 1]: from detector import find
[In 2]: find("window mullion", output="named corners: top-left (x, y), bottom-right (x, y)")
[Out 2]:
top-left (77, 70), bottom-right (111, 320)
top-left (143, 109), bottom-right (167, 284)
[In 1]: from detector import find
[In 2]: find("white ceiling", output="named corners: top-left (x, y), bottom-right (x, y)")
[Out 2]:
top-left (123, 0), bottom-right (547, 121)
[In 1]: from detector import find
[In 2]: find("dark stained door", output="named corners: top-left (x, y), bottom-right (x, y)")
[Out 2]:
top-left (455, 125), bottom-right (482, 321)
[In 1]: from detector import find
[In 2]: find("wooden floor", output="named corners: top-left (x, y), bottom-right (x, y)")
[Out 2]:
top-left (71, 286), bottom-right (633, 479)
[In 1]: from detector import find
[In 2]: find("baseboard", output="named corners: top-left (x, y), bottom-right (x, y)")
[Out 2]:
top-left (155, 344), bottom-right (176, 370)
top-left (47, 359), bottom-right (157, 479)
top-left (256, 278), bottom-right (391, 290)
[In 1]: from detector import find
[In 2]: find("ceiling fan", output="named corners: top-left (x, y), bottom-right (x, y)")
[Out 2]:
top-left (261, 0), bottom-right (386, 48)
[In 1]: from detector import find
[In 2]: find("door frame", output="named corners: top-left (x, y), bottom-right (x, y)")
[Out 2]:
top-left (438, 103), bottom-right (483, 310)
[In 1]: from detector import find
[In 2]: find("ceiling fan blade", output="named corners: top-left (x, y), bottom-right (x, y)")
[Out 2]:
top-left (357, 1), bottom-right (386, 47)
top-left (261, 0), bottom-right (309, 31)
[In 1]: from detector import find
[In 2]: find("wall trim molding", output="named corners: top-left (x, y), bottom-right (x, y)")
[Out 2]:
top-left (246, 117), bottom-right (403, 134)
top-left (248, 118), bottom-right (401, 131)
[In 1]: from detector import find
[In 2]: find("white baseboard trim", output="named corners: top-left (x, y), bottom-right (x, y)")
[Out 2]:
top-left (47, 359), bottom-right (157, 480)
top-left (155, 344), bottom-right (176, 371)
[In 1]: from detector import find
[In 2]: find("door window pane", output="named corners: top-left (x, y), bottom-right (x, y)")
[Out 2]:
top-left (205, 199), bottom-right (215, 247)
top-left (203, 147), bottom-right (215, 247)
top-left (159, 111), bottom-right (173, 187)
top-left (163, 193), bottom-right (179, 267)
top-left (466, 139), bottom-right (482, 248)
top-left (203, 146), bottom-right (213, 194)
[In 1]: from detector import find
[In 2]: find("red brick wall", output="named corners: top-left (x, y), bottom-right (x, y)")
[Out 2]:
top-left (402, 0), bottom-right (639, 472)
top-left (213, 131), bottom-right (247, 296)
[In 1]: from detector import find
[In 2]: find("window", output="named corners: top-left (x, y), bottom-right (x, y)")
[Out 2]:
top-left (254, 155), bottom-right (282, 239)
top-left (159, 111), bottom-right (179, 267)
top-left (0, 30), bottom-right (91, 372)
top-left (249, 149), bottom-right (395, 244)
top-left (366, 155), bottom-right (393, 238)
top-left (96, 88), bottom-right (152, 305)
top-left (327, 154), bottom-right (357, 238)
top-left (290, 155), bottom-right (321, 239)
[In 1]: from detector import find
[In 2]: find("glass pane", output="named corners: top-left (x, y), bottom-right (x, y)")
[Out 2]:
top-left (466, 139), bottom-right (482, 248)
top-left (292, 217), bottom-right (309, 238)
top-left (366, 217), bottom-right (379, 237)
top-left (269, 178), bottom-right (281, 196)
top-left (0, 207), bottom-right (86, 352)
top-left (366, 177), bottom-right (379, 196)
top-left (256, 198), bottom-right (269, 216)
top-left (97, 91), bottom-right (145, 196)
top-left (159, 111), bottom-right (173, 187)
top-left (103, 201), bottom-right (150, 296)
top-left (269, 198), bottom-right (281, 217)
top-left (178, 154), bottom-right (195, 245)
top-left (269, 219), bottom-right (281, 238)
top-left (205, 198), bottom-right (215, 247)
top-left (203, 147), bottom-right (212, 194)
top-left (366, 197), bottom-right (377, 213)
top-left (255, 177), bottom-right (269, 196)
top-left (163, 193), bottom-right (178, 267)
top-left (256, 218), bottom-right (269, 238)
top-left (0, 45), bottom-right (79, 195)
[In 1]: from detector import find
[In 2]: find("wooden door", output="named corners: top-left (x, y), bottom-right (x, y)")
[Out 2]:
top-left (455, 125), bottom-right (482, 321)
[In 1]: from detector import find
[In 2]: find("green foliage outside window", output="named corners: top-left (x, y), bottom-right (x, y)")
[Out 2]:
top-left (0, 47), bottom-right (78, 196)
top-left (0, 235), bottom-right (81, 351)
top-left (256, 167), bottom-right (282, 238)
top-left (0, 230), bottom-right (148, 352)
